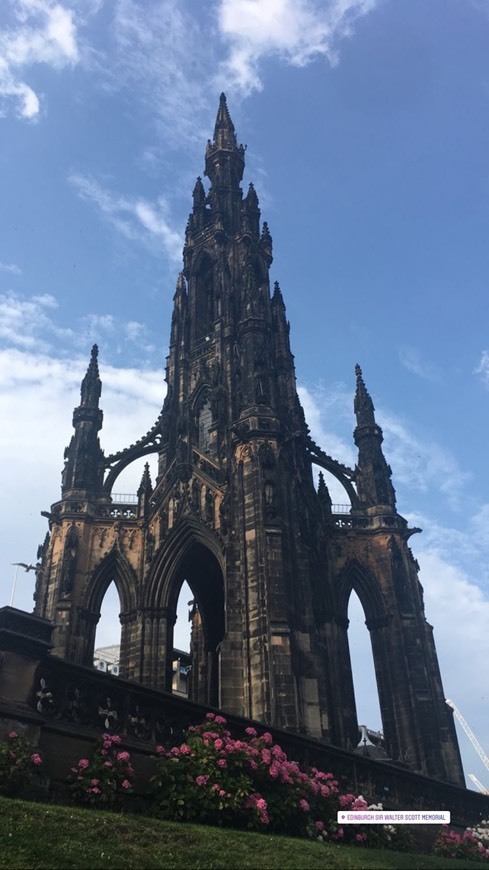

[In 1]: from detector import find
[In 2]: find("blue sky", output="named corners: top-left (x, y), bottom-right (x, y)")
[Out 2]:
top-left (1, 0), bottom-right (489, 792)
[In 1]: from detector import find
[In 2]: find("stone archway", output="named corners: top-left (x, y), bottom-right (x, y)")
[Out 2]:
top-left (145, 524), bottom-right (226, 704)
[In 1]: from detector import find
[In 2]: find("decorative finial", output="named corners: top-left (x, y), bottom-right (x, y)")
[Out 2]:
top-left (80, 344), bottom-right (101, 407)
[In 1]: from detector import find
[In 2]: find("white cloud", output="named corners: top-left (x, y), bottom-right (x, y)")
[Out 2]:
top-left (0, 0), bottom-right (80, 118)
top-left (0, 344), bottom-right (164, 615)
top-left (380, 410), bottom-right (471, 505)
top-left (299, 380), bottom-right (471, 508)
top-left (475, 350), bottom-right (489, 387)
top-left (0, 261), bottom-right (22, 275)
top-left (216, 0), bottom-right (380, 94)
top-left (0, 290), bottom-right (73, 350)
top-left (0, 289), bottom-right (159, 363)
top-left (398, 345), bottom-right (440, 382)
top-left (110, 0), bottom-right (215, 148)
top-left (68, 172), bottom-right (183, 262)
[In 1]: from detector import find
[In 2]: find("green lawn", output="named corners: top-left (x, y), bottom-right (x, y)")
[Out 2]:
top-left (0, 797), bottom-right (481, 869)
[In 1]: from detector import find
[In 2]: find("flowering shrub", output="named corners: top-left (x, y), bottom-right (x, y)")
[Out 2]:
top-left (151, 714), bottom-right (339, 835)
top-left (68, 732), bottom-right (134, 808)
top-left (334, 795), bottom-right (414, 852)
top-left (0, 730), bottom-right (43, 796)
top-left (433, 821), bottom-right (489, 862)
top-left (150, 713), bottom-right (412, 851)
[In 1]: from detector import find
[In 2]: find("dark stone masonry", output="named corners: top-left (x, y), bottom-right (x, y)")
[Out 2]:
top-left (26, 95), bottom-right (464, 793)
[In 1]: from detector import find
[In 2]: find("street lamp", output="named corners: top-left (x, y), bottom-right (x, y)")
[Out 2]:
top-left (10, 562), bottom-right (38, 607)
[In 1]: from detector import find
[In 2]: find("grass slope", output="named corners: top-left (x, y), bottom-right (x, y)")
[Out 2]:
top-left (0, 797), bottom-right (480, 869)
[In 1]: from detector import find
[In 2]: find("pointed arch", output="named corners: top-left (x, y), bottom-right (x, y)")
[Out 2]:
top-left (84, 546), bottom-right (138, 617)
top-left (146, 516), bottom-right (224, 611)
top-left (336, 559), bottom-right (389, 628)
top-left (144, 517), bottom-right (225, 704)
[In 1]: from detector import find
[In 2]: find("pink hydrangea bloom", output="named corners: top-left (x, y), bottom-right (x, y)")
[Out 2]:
top-left (117, 751), bottom-right (130, 762)
top-left (299, 799), bottom-right (310, 812)
top-left (195, 775), bottom-right (209, 786)
top-left (8, 731), bottom-right (18, 739)
top-left (122, 780), bottom-right (132, 789)
top-left (30, 753), bottom-right (42, 766)
top-left (245, 727), bottom-right (257, 737)
top-left (78, 759), bottom-right (90, 769)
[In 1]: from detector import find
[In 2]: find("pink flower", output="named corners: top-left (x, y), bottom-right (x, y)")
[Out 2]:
top-left (214, 738), bottom-right (224, 750)
top-left (261, 748), bottom-right (272, 764)
top-left (195, 775), bottom-right (209, 786)
top-left (90, 778), bottom-right (100, 786)
top-left (89, 787), bottom-right (101, 794)
top-left (268, 763), bottom-right (279, 779)
top-left (214, 715), bottom-right (227, 725)
top-left (219, 789), bottom-right (226, 797)
top-left (315, 821), bottom-right (325, 831)
top-left (155, 745), bottom-right (166, 755)
top-left (245, 727), bottom-right (257, 738)
top-left (217, 758), bottom-right (227, 768)
top-left (122, 780), bottom-right (132, 789)
top-left (117, 751), bottom-right (130, 762)
top-left (355, 833), bottom-right (367, 843)
top-left (104, 761), bottom-right (113, 768)
top-left (261, 732), bottom-right (273, 745)
top-left (335, 828), bottom-right (344, 840)
top-left (8, 731), bottom-right (18, 739)
top-left (30, 753), bottom-right (42, 766)
top-left (256, 798), bottom-right (267, 811)
top-left (299, 799), bottom-right (310, 813)
top-left (78, 758), bottom-right (89, 769)
top-left (170, 747), bottom-right (180, 756)
top-left (206, 712), bottom-right (216, 720)
top-left (179, 744), bottom-right (191, 755)
top-left (111, 735), bottom-right (122, 745)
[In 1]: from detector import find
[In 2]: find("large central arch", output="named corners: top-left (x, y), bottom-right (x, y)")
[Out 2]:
top-left (147, 520), bottom-right (226, 705)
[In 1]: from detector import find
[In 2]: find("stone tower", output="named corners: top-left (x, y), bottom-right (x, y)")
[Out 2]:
top-left (34, 94), bottom-right (464, 786)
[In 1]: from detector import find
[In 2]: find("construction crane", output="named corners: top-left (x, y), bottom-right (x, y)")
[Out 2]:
top-left (468, 774), bottom-right (489, 794)
top-left (446, 699), bottom-right (489, 771)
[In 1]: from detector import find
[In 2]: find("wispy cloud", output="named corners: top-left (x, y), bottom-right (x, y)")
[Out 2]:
top-left (216, 0), bottom-right (380, 94)
top-left (0, 291), bottom-right (72, 351)
top-left (68, 172), bottom-right (183, 262)
top-left (110, 0), bottom-right (215, 149)
top-left (475, 350), bottom-right (489, 387)
top-left (299, 380), bottom-right (470, 508)
top-left (0, 0), bottom-right (81, 119)
top-left (399, 346), bottom-right (440, 383)
top-left (0, 289), bottom-right (157, 358)
top-left (379, 410), bottom-right (470, 505)
top-left (0, 261), bottom-right (22, 275)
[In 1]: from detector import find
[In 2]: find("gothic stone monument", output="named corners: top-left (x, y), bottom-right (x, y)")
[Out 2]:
top-left (33, 95), bottom-right (464, 787)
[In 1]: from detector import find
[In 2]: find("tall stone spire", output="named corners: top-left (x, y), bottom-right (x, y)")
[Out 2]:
top-left (204, 93), bottom-right (245, 234)
top-left (80, 344), bottom-right (101, 408)
top-left (212, 91), bottom-right (239, 150)
top-left (61, 345), bottom-right (104, 494)
top-left (354, 363), bottom-right (375, 426)
top-left (353, 364), bottom-right (396, 509)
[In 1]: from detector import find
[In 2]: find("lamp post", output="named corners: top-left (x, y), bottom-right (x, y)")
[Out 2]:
top-left (10, 562), bottom-right (37, 607)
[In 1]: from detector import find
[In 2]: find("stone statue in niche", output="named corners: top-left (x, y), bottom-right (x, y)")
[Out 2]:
top-left (60, 523), bottom-right (78, 595)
